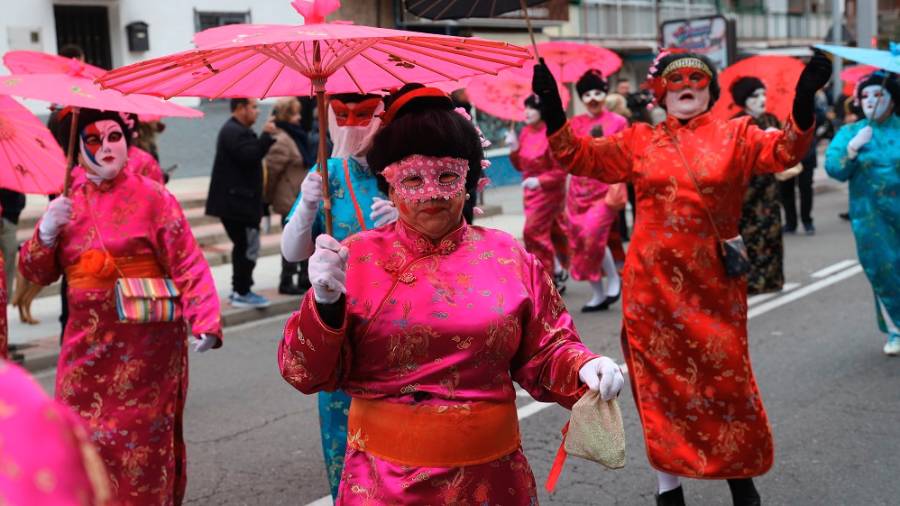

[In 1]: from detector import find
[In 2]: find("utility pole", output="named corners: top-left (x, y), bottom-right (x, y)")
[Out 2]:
top-left (832, 0), bottom-right (843, 102)
top-left (856, 0), bottom-right (878, 48)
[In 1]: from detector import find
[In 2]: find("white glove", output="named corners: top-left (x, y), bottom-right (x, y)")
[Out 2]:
top-left (369, 197), bottom-right (398, 228)
top-left (309, 234), bottom-right (349, 304)
top-left (38, 197), bottom-right (73, 246)
top-left (847, 125), bottom-right (873, 159)
top-left (281, 171), bottom-right (323, 262)
top-left (521, 177), bottom-right (541, 190)
top-left (505, 130), bottom-right (519, 151)
top-left (578, 356), bottom-right (625, 402)
top-left (192, 334), bottom-right (219, 353)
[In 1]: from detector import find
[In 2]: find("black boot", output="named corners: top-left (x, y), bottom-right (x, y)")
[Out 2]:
top-left (656, 486), bottom-right (686, 506)
top-left (727, 478), bottom-right (761, 506)
top-left (297, 260), bottom-right (312, 290)
top-left (279, 256), bottom-right (304, 295)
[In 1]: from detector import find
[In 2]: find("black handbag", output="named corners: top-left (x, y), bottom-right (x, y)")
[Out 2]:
top-left (664, 126), bottom-right (750, 278)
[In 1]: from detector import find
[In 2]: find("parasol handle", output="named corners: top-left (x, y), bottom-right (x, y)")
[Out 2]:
top-left (519, 0), bottom-right (540, 59)
top-left (314, 84), bottom-right (334, 237)
top-left (63, 107), bottom-right (80, 196)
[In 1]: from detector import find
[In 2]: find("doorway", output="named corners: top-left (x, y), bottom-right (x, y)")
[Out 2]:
top-left (54, 4), bottom-right (113, 70)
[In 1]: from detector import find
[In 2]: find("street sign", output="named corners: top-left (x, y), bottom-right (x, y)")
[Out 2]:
top-left (660, 15), bottom-right (737, 70)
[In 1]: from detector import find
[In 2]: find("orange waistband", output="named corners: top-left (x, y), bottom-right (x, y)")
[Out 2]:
top-left (347, 398), bottom-right (520, 468)
top-left (66, 250), bottom-right (164, 289)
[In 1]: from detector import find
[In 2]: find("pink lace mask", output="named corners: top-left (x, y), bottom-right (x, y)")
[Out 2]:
top-left (382, 154), bottom-right (469, 203)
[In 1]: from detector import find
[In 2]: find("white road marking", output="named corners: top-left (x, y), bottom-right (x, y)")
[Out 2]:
top-left (748, 265), bottom-right (863, 319)
top-left (747, 282), bottom-right (801, 306)
top-left (811, 259), bottom-right (858, 279)
top-left (304, 264), bottom-right (864, 506)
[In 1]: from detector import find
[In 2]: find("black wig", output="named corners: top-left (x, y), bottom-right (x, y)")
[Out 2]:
top-left (52, 107), bottom-right (131, 152)
top-left (576, 69), bottom-right (609, 97)
top-left (651, 52), bottom-right (720, 110)
top-left (729, 77), bottom-right (765, 108)
top-left (367, 84), bottom-right (484, 198)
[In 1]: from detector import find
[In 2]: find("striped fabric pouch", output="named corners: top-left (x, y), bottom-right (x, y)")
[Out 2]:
top-left (114, 278), bottom-right (183, 323)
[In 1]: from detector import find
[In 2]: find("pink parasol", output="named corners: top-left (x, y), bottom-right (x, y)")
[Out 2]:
top-left (3, 50), bottom-right (106, 79)
top-left (711, 55), bottom-right (804, 122)
top-left (509, 41), bottom-right (623, 83)
top-left (840, 64), bottom-right (878, 96)
top-left (467, 71), bottom-right (569, 122)
top-left (98, 0), bottom-right (530, 234)
top-left (0, 96), bottom-right (66, 194)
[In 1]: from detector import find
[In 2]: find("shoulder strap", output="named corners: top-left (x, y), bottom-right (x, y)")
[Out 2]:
top-left (662, 125), bottom-right (725, 243)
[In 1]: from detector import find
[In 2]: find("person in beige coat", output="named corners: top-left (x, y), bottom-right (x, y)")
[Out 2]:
top-left (265, 97), bottom-right (310, 295)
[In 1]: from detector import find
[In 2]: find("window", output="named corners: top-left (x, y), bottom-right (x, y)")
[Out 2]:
top-left (194, 10), bottom-right (251, 33)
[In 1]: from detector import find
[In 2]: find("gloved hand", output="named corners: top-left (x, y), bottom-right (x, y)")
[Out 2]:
top-left (521, 177), bottom-right (541, 190)
top-left (792, 49), bottom-right (833, 130)
top-left (505, 130), bottom-right (519, 151)
top-left (192, 334), bottom-right (219, 353)
top-left (300, 171), bottom-right (324, 210)
top-left (847, 125), bottom-right (873, 159)
top-left (369, 197), bottom-right (398, 228)
top-left (532, 60), bottom-right (566, 135)
top-left (578, 356), bottom-right (625, 402)
top-left (281, 171), bottom-right (324, 262)
top-left (309, 234), bottom-right (349, 304)
top-left (38, 197), bottom-right (73, 246)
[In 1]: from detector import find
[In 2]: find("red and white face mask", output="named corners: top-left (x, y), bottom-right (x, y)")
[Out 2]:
top-left (79, 120), bottom-right (128, 180)
top-left (328, 97), bottom-right (384, 160)
top-left (382, 154), bottom-right (469, 203)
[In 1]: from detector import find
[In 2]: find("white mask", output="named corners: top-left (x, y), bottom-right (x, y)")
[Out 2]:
top-left (328, 100), bottom-right (384, 164)
top-left (581, 89), bottom-right (607, 104)
top-left (524, 106), bottom-right (541, 125)
top-left (744, 88), bottom-right (766, 118)
top-left (79, 119), bottom-right (128, 180)
top-left (664, 86), bottom-right (711, 120)
top-left (860, 85), bottom-right (893, 121)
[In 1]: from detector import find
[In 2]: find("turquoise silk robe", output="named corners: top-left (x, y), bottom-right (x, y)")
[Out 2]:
top-left (825, 116), bottom-right (900, 333)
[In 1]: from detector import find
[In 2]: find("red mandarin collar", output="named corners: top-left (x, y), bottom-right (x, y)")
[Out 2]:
top-left (664, 110), bottom-right (714, 131)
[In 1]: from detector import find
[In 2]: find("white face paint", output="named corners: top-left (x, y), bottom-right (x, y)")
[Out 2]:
top-left (664, 86), bottom-right (711, 120)
top-left (524, 106), bottom-right (541, 125)
top-left (744, 88), bottom-right (766, 118)
top-left (79, 120), bottom-right (128, 180)
top-left (860, 85), bottom-right (893, 121)
top-left (581, 89), bottom-right (607, 116)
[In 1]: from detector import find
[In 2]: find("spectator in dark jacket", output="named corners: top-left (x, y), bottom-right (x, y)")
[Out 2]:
top-left (0, 190), bottom-right (25, 292)
top-left (206, 98), bottom-right (276, 308)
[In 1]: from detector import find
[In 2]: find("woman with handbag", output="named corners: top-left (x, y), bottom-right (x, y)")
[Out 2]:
top-left (277, 84), bottom-right (625, 504)
top-left (825, 71), bottom-right (900, 356)
top-left (533, 50), bottom-right (833, 505)
top-left (567, 69), bottom-right (628, 312)
top-left (506, 94), bottom-right (570, 293)
top-left (729, 77), bottom-right (788, 295)
top-left (18, 108), bottom-right (222, 506)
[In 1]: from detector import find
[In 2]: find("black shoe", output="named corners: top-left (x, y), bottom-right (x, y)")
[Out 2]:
top-left (839, 212), bottom-right (850, 221)
top-left (803, 222), bottom-right (815, 235)
top-left (604, 290), bottom-right (621, 307)
top-left (581, 290), bottom-right (620, 313)
top-left (783, 225), bottom-right (797, 234)
top-left (727, 478), bottom-right (761, 506)
top-left (553, 270), bottom-right (568, 295)
top-left (278, 282), bottom-right (305, 296)
top-left (656, 486), bottom-right (686, 506)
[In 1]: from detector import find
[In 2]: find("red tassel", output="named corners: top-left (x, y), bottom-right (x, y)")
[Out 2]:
top-left (544, 422), bottom-right (570, 493)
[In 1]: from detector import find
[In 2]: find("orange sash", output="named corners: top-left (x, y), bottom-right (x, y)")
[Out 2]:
top-left (66, 250), bottom-right (164, 290)
top-left (347, 398), bottom-right (520, 467)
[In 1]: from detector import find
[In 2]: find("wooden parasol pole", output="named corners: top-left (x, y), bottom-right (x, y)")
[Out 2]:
top-left (519, 0), bottom-right (540, 59)
top-left (312, 41), bottom-right (334, 236)
top-left (63, 107), bottom-right (80, 196)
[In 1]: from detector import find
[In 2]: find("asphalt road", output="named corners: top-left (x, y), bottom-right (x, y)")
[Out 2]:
top-left (35, 189), bottom-right (900, 505)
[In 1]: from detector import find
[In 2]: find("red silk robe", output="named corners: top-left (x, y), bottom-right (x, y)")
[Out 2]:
top-left (549, 112), bottom-right (812, 478)
top-left (509, 122), bottom-right (569, 274)
top-left (18, 170), bottom-right (222, 505)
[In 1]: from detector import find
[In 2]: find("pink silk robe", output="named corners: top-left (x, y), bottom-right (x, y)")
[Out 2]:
top-left (278, 220), bottom-right (598, 504)
top-left (566, 111), bottom-right (628, 282)
top-left (509, 123), bottom-right (569, 275)
top-left (549, 112), bottom-right (812, 478)
top-left (18, 169), bottom-right (222, 505)
top-left (0, 360), bottom-right (112, 505)
top-left (126, 146), bottom-right (165, 184)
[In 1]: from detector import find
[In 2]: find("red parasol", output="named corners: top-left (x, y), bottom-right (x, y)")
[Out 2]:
top-left (711, 55), bottom-right (804, 121)
top-left (467, 71), bottom-right (569, 122)
top-left (840, 64), bottom-right (878, 96)
top-left (98, 0), bottom-right (530, 234)
top-left (0, 96), bottom-right (66, 194)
